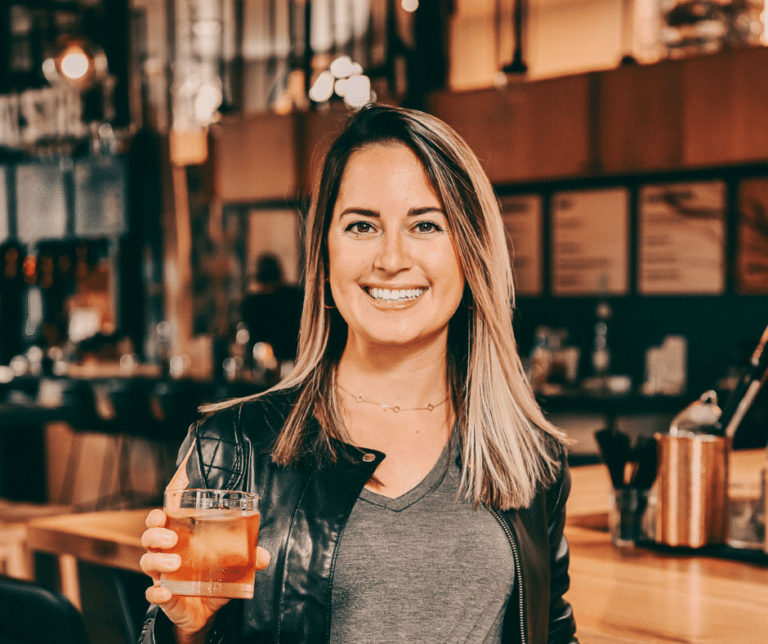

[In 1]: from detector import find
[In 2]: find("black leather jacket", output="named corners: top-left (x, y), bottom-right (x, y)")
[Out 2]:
top-left (140, 389), bottom-right (579, 644)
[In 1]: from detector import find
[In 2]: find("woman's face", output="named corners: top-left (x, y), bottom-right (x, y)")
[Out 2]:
top-left (326, 142), bottom-right (465, 353)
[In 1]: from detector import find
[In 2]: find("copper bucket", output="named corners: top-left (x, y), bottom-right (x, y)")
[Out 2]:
top-left (654, 432), bottom-right (730, 548)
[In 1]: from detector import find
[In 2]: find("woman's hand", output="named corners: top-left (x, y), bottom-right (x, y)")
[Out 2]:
top-left (140, 508), bottom-right (271, 642)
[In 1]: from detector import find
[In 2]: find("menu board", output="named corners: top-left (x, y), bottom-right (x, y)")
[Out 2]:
top-left (638, 181), bottom-right (725, 294)
top-left (500, 194), bottom-right (543, 296)
top-left (15, 161), bottom-right (69, 243)
top-left (0, 166), bottom-right (8, 242)
top-left (736, 178), bottom-right (768, 294)
top-left (551, 187), bottom-right (629, 296)
top-left (75, 156), bottom-right (128, 237)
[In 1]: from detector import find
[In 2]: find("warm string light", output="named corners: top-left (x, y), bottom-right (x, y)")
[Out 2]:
top-left (59, 48), bottom-right (90, 80)
top-left (308, 55), bottom-right (373, 109)
top-left (42, 37), bottom-right (108, 90)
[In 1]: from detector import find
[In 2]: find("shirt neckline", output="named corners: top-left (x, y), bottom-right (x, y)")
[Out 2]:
top-left (359, 439), bottom-right (452, 512)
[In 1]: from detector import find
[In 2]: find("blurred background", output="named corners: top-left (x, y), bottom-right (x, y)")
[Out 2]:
top-left (1, 1), bottom-right (768, 641)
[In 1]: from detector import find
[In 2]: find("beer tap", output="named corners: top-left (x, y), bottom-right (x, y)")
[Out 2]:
top-left (714, 322), bottom-right (768, 441)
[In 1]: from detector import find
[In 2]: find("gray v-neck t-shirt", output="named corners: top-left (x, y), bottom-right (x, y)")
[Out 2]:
top-left (330, 441), bottom-right (516, 643)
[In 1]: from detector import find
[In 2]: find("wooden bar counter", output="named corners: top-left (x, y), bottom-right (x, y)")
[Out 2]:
top-left (25, 450), bottom-right (767, 643)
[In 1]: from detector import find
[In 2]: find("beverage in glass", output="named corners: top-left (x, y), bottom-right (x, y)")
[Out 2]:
top-left (161, 489), bottom-right (260, 599)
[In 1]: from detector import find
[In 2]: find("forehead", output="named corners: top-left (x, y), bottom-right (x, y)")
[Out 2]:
top-left (336, 142), bottom-right (438, 201)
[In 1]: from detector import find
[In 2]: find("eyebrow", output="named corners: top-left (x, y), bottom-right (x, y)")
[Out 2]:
top-left (337, 206), bottom-right (445, 218)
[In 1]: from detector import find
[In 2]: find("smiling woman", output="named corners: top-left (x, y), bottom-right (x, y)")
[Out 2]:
top-left (139, 105), bottom-right (579, 644)
top-left (327, 143), bottom-right (464, 355)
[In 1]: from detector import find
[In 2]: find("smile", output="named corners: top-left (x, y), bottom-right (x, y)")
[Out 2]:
top-left (366, 287), bottom-right (425, 302)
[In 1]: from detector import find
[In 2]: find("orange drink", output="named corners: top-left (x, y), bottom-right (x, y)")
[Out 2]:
top-left (161, 489), bottom-right (260, 599)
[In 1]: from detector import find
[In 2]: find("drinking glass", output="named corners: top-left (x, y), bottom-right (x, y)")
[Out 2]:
top-left (161, 489), bottom-right (260, 599)
top-left (609, 487), bottom-right (650, 547)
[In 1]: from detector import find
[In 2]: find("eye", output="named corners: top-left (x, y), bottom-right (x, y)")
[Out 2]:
top-left (345, 221), bottom-right (376, 234)
top-left (413, 220), bottom-right (443, 234)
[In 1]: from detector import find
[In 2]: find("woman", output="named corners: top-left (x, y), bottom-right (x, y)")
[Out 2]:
top-left (139, 104), bottom-right (579, 644)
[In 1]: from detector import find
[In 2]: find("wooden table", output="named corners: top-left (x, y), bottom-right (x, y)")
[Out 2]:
top-left (25, 507), bottom-right (149, 609)
top-left (25, 451), bottom-right (768, 643)
top-left (565, 449), bottom-right (767, 644)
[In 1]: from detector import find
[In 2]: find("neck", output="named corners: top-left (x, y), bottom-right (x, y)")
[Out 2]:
top-left (337, 339), bottom-right (449, 408)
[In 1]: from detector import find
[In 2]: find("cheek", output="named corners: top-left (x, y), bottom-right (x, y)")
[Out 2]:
top-left (327, 248), bottom-right (366, 302)
top-left (434, 248), bottom-right (465, 297)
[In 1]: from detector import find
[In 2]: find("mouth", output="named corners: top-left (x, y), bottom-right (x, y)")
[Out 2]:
top-left (365, 286), bottom-right (426, 302)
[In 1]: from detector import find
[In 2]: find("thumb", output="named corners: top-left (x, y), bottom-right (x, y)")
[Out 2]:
top-left (255, 546), bottom-right (271, 570)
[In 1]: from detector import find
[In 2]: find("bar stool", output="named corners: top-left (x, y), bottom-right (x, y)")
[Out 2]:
top-left (90, 378), bottom-right (198, 509)
top-left (56, 379), bottom-right (117, 510)
top-left (89, 378), bottom-right (160, 509)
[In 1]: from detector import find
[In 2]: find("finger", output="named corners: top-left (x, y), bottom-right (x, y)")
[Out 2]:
top-left (141, 527), bottom-right (178, 551)
top-left (146, 584), bottom-right (173, 606)
top-left (146, 509), bottom-right (167, 528)
top-left (255, 546), bottom-right (271, 570)
top-left (140, 552), bottom-right (181, 576)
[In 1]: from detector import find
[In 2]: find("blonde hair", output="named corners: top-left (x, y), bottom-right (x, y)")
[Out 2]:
top-left (208, 105), bottom-right (565, 510)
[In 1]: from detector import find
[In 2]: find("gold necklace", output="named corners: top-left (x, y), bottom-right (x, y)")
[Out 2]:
top-left (337, 383), bottom-right (448, 413)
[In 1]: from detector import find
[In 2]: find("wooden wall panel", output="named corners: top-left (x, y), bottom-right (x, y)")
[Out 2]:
top-left (209, 112), bottom-right (299, 202)
top-left (427, 88), bottom-right (526, 183)
top-left (597, 60), bottom-right (685, 174)
top-left (297, 107), bottom-right (350, 196)
top-left (523, 74), bottom-right (592, 180)
top-left (204, 47), bottom-right (768, 202)
top-left (427, 74), bottom-right (591, 183)
top-left (683, 47), bottom-right (768, 167)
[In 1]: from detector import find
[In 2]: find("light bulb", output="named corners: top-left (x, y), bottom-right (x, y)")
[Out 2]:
top-left (330, 56), bottom-right (355, 78)
top-left (60, 48), bottom-right (90, 80)
top-left (343, 74), bottom-right (371, 109)
top-left (309, 70), bottom-right (335, 103)
top-left (42, 36), bottom-right (108, 90)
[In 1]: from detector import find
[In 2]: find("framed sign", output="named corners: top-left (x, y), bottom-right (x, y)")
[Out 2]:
top-left (551, 187), bottom-right (629, 296)
top-left (638, 181), bottom-right (725, 294)
top-left (15, 162), bottom-right (69, 243)
top-left (0, 166), bottom-right (8, 243)
top-left (74, 155), bottom-right (128, 237)
top-left (736, 178), bottom-right (768, 294)
top-left (500, 194), bottom-right (543, 296)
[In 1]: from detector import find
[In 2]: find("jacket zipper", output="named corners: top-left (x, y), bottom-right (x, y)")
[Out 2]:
top-left (485, 504), bottom-right (526, 644)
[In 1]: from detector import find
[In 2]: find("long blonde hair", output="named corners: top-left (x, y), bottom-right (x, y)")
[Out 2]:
top-left (210, 105), bottom-right (564, 510)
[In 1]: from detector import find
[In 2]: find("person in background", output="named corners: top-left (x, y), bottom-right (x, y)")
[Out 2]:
top-left (240, 252), bottom-right (302, 363)
top-left (139, 104), bottom-right (579, 644)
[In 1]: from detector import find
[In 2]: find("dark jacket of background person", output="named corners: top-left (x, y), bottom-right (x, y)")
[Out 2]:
top-left (139, 389), bottom-right (579, 644)
top-left (240, 254), bottom-right (303, 363)
top-left (241, 285), bottom-right (302, 362)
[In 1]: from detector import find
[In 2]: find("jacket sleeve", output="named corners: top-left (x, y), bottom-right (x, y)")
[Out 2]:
top-left (545, 447), bottom-right (580, 644)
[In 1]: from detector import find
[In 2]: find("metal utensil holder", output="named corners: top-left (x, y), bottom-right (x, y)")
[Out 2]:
top-left (654, 432), bottom-right (730, 548)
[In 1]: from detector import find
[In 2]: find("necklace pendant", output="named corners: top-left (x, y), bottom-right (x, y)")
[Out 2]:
top-left (427, 404), bottom-right (434, 411)
top-left (392, 406), bottom-right (401, 413)
top-left (356, 394), bottom-right (365, 403)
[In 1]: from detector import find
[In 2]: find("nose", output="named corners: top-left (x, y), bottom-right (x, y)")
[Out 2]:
top-left (374, 228), bottom-right (412, 273)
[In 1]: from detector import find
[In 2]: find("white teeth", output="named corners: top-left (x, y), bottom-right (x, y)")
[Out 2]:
top-left (369, 287), bottom-right (425, 301)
